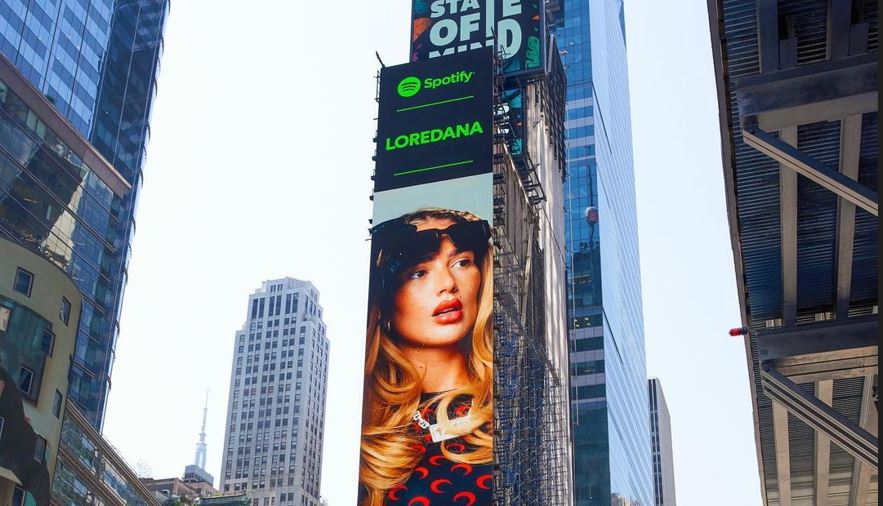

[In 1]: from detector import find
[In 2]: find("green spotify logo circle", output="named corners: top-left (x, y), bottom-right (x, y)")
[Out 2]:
top-left (397, 76), bottom-right (421, 97)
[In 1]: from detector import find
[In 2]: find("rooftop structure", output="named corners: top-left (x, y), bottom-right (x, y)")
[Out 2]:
top-left (141, 476), bottom-right (217, 504)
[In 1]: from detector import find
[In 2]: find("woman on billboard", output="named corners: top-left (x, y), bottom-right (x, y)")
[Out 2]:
top-left (359, 208), bottom-right (494, 506)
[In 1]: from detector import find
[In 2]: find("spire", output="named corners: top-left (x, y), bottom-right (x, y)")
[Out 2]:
top-left (194, 390), bottom-right (208, 469)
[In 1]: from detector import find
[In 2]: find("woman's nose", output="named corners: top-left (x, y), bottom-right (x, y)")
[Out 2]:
top-left (434, 265), bottom-right (457, 294)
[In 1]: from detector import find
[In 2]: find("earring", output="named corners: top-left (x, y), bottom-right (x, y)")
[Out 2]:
top-left (382, 320), bottom-right (391, 334)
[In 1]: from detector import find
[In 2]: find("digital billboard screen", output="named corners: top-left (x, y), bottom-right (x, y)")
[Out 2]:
top-left (374, 48), bottom-right (494, 193)
top-left (360, 49), bottom-right (496, 506)
top-left (410, 0), bottom-right (545, 78)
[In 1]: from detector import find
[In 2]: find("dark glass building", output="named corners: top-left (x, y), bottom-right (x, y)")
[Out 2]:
top-left (0, 0), bottom-right (169, 429)
top-left (553, 1), bottom-right (653, 504)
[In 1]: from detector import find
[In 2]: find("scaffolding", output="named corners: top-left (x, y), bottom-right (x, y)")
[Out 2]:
top-left (491, 52), bottom-right (570, 505)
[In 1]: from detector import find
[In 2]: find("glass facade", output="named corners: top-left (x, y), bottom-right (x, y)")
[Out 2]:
top-left (0, 294), bottom-right (56, 403)
top-left (52, 408), bottom-right (154, 505)
top-left (0, 0), bottom-right (169, 428)
top-left (553, 1), bottom-right (653, 504)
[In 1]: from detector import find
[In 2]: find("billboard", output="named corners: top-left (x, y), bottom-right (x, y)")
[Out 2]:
top-left (359, 49), bottom-right (495, 506)
top-left (410, 0), bottom-right (545, 78)
top-left (374, 48), bottom-right (494, 192)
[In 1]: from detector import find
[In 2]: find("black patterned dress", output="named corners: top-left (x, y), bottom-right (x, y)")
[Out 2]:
top-left (385, 395), bottom-right (493, 506)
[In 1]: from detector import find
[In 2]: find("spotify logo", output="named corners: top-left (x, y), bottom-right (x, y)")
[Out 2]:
top-left (397, 76), bottom-right (422, 98)
top-left (396, 70), bottom-right (475, 99)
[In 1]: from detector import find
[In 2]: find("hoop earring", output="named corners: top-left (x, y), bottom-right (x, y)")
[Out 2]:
top-left (382, 320), bottom-right (391, 335)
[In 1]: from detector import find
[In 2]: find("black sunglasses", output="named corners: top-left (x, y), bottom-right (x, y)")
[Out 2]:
top-left (371, 219), bottom-right (492, 267)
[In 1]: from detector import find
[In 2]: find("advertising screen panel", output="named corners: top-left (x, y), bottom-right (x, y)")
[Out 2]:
top-left (359, 49), bottom-right (495, 506)
top-left (410, 0), bottom-right (545, 78)
top-left (374, 48), bottom-right (494, 193)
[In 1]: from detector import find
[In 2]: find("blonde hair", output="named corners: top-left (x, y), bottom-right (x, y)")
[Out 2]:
top-left (359, 209), bottom-right (494, 506)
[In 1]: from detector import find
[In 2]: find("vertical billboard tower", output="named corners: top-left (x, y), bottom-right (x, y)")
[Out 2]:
top-left (358, 1), bottom-right (572, 504)
top-left (360, 49), bottom-right (497, 506)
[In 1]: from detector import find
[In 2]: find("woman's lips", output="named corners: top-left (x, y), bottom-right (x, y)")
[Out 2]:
top-left (432, 299), bottom-right (464, 324)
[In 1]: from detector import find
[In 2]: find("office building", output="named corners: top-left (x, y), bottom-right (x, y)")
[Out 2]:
top-left (0, 0), bottom-right (170, 428)
top-left (0, 44), bottom-right (135, 503)
top-left (552, 1), bottom-right (654, 504)
top-left (708, 0), bottom-right (878, 503)
top-left (648, 379), bottom-right (676, 506)
top-left (220, 278), bottom-right (330, 506)
top-left (51, 403), bottom-right (160, 505)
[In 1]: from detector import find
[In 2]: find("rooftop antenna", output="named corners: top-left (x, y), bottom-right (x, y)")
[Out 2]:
top-left (194, 390), bottom-right (208, 469)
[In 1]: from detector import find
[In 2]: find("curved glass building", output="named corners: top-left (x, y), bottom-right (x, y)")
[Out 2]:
top-left (0, 0), bottom-right (170, 429)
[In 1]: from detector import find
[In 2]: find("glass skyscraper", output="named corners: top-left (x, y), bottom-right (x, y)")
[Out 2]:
top-left (552, 1), bottom-right (653, 504)
top-left (0, 0), bottom-right (169, 428)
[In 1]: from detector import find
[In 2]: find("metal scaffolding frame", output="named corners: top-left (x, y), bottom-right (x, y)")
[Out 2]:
top-left (491, 57), bottom-right (570, 505)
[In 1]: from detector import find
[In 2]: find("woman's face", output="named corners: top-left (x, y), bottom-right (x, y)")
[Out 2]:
top-left (390, 217), bottom-right (482, 349)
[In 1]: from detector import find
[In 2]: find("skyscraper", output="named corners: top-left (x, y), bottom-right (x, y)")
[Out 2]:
top-left (221, 278), bottom-right (330, 506)
top-left (648, 378), bottom-right (676, 506)
top-left (552, 1), bottom-right (653, 504)
top-left (0, 0), bottom-right (167, 496)
top-left (0, 0), bottom-right (170, 428)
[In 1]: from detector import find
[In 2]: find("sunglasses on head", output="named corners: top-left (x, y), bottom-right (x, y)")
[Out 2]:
top-left (371, 219), bottom-right (492, 267)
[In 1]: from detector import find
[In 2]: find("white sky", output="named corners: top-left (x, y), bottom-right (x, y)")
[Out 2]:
top-left (102, 1), bottom-right (762, 505)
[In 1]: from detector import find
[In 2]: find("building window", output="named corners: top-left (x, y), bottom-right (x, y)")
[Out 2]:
top-left (41, 330), bottom-right (54, 357)
top-left (60, 297), bottom-right (71, 325)
top-left (34, 435), bottom-right (46, 463)
top-left (14, 268), bottom-right (34, 297)
top-left (12, 487), bottom-right (25, 506)
top-left (0, 306), bottom-right (10, 331)
top-left (53, 390), bottom-right (63, 418)
top-left (18, 366), bottom-right (34, 395)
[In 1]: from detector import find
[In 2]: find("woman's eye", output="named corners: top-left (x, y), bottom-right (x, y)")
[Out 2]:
top-left (452, 258), bottom-right (473, 268)
top-left (408, 269), bottom-right (427, 280)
